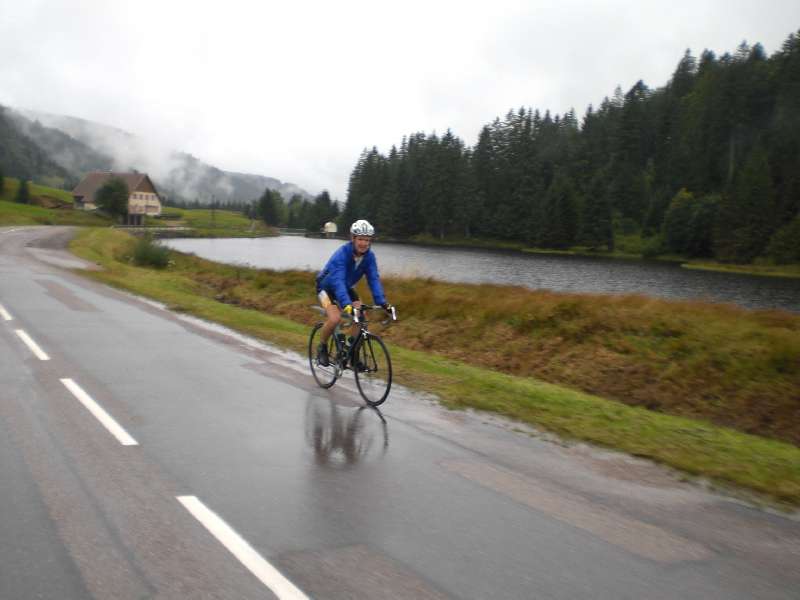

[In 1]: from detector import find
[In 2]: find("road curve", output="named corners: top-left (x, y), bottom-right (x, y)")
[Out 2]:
top-left (1, 226), bottom-right (798, 599)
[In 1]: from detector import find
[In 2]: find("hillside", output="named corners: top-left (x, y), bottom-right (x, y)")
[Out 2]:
top-left (0, 106), bottom-right (73, 188)
top-left (8, 110), bottom-right (115, 176)
top-left (10, 108), bottom-right (314, 204)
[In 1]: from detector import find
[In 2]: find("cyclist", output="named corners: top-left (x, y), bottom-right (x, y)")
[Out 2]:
top-left (315, 219), bottom-right (392, 366)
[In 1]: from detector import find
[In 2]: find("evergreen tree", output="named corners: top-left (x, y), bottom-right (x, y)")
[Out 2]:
top-left (662, 189), bottom-right (696, 253)
top-left (686, 194), bottom-right (719, 257)
top-left (258, 188), bottom-right (280, 226)
top-left (95, 177), bottom-right (128, 218)
top-left (770, 31), bottom-right (800, 223)
top-left (307, 190), bottom-right (338, 232)
top-left (765, 216), bottom-right (800, 264)
top-left (610, 80), bottom-right (653, 222)
top-left (15, 178), bottom-right (30, 204)
top-left (471, 125), bottom-right (498, 237)
top-left (579, 171), bottom-right (614, 250)
top-left (714, 144), bottom-right (776, 262)
top-left (394, 137), bottom-right (424, 238)
top-left (286, 194), bottom-right (306, 228)
top-left (539, 171), bottom-right (578, 248)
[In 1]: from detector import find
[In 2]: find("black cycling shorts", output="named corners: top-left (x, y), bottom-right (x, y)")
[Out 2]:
top-left (317, 287), bottom-right (359, 309)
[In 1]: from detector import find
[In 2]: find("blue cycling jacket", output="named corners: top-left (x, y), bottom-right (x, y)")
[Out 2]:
top-left (316, 242), bottom-right (386, 307)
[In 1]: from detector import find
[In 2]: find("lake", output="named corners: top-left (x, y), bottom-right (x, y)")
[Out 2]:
top-left (161, 236), bottom-right (800, 312)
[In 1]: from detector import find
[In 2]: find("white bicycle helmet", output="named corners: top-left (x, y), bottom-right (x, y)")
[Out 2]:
top-left (350, 219), bottom-right (375, 237)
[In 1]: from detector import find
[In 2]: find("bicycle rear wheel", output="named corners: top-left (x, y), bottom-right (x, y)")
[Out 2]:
top-left (353, 333), bottom-right (392, 406)
top-left (308, 323), bottom-right (339, 388)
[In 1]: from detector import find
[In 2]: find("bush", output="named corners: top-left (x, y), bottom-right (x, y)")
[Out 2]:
top-left (765, 217), bottom-right (800, 264)
top-left (641, 235), bottom-right (666, 258)
top-left (662, 190), bottom-right (718, 257)
top-left (132, 235), bottom-right (170, 269)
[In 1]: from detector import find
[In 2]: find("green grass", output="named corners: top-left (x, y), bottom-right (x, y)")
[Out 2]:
top-left (0, 199), bottom-right (109, 226)
top-left (1, 178), bottom-right (74, 204)
top-left (162, 207), bottom-right (276, 237)
top-left (69, 227), bottom-right (800, 506)
top-left (0, 178), bottom-right (110, 226)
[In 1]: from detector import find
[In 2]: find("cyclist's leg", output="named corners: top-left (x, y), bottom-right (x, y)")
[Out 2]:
top-left (345, 287), bottom-right (361, 340)
top-left (317, 290), bottom-right (341, 343)
top-left (315, 290), bottom-right (341, 366)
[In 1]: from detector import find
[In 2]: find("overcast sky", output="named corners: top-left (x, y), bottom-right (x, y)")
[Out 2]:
top-left (1, 1), bottom-right (799, 201)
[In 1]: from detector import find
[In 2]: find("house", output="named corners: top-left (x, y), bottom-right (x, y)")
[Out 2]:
top-left (72, 171), bottom-right (163, 225)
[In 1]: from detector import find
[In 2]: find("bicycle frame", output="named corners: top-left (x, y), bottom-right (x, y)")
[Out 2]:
top-left (312, 304), bottom-right (394, 368)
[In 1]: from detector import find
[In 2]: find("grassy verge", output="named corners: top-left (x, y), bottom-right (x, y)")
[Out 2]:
top-left (0, 200), bottom-right (110, 226)
top-left (683, 260), bottom-right (800, 279)
top-left (68, 227), bottom-right (800, 506)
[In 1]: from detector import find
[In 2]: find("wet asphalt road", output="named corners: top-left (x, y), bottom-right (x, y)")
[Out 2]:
top-left (1, 226), bottom-right (799, 600)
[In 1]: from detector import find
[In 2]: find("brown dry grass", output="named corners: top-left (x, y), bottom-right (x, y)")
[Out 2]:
top-left (170, 251), bottom-right (800, 446)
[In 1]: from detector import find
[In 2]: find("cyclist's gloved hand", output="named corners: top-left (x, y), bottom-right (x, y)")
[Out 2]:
top-left (382, 303), bottom-right (396, 319)
top-left (342, 304), bottom-right (353, 315)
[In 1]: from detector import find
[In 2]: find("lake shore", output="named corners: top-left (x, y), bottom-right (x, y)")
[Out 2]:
top-left (398, 233), bottom-right (800, 279)
top-left (161, 234), bottom-right (800, 313)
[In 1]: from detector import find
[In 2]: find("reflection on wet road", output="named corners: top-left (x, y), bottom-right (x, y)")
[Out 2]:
top-left (305, 397), bottom-right (389, 467)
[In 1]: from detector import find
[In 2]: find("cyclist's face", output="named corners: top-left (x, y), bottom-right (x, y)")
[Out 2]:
top-left (353, 235), bottom-right (372, 255)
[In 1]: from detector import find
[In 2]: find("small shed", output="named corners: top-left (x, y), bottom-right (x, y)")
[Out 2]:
top-left (323, 221), bottom-right (338, 238)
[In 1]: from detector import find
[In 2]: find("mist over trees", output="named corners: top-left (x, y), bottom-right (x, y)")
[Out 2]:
top-left (341, 31), bottom-right (800, 264)
top-left (0, 106), bottom-right (74, 188)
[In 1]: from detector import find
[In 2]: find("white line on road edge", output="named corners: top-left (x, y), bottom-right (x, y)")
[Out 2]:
top-left (0, 304), bottom-right (12, 321)
top-left (15, 329), bottom-right (49, 360)
top-left (176, 495), bottom-right (308, 600)
top-left (60, 378), bottom-right (139, 446)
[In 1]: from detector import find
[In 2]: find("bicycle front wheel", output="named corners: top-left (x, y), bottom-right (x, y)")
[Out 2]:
top-left (353, 333), bottom-right (392, 406)
top-left (308, 323), bottom-right (339, 388)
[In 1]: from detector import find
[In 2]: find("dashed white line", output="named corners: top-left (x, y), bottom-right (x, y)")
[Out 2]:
top-left (0, 303), bottom-right (12, 321)
top-left (15, 329), bottom-right (50, 360)
top-left (60, 378), bottom-right (139, 446)
top-left (176, 495), bottom-right (308, 600)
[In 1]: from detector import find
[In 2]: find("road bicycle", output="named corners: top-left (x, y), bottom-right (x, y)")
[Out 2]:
top-left (308, 304), bottom-right (397, 406)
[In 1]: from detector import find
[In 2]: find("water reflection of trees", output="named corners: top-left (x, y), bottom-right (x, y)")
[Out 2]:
top-left (304, 396), bottom-right (388, 466)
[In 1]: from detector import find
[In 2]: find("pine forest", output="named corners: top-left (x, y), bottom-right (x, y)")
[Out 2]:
top-left (340, 32), bottom-right (800, 264)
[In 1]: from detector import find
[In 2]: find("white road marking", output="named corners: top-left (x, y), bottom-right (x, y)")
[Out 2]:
top-left (60, 378), bottom-right (139, 446)
top-left (176, 495), bottom-right (308, 599)
top-left (0, 304), bottom-right (12, 321)
top-left (15, 329), bottom-right (50, 360)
